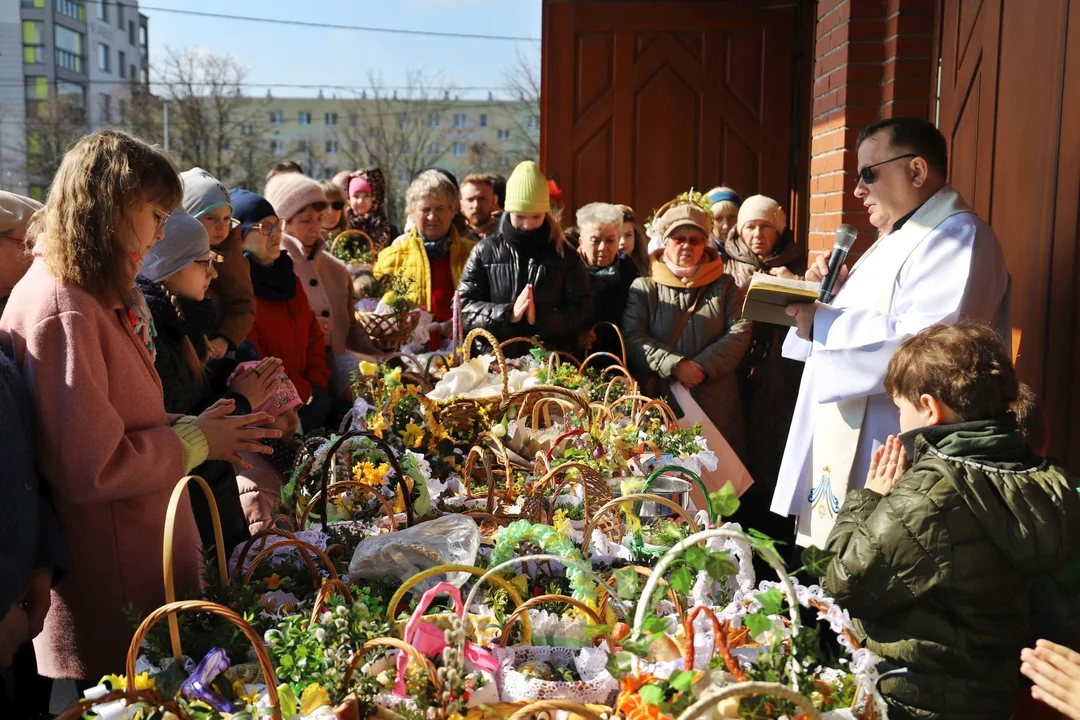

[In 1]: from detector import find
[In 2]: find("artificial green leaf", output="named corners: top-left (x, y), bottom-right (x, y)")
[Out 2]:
top-left (613, 566), bottom-right (640, 600)
top-left (605, 650), bottom-right (633, 677)
top-left (584, 623), bottom-right (614, 640)
top-left (669, 669), bottom-right (695, 693)
top-left (756, 587), bottom-right (785, 616)
top-left (684, 545), bottom-right (708, 571)
top-left (708, 481), bottom-right (740, 518)
top-left (800, 545), bottom-right (836, 578)
top-left (641, 616), bottom-right (668, 634)
top-left (279, 653), bottom-right (294, 668)
top-left (743, 611), bottom-right (773, 639)
top-left (704, 550), bottom-right (738, 582)
top-left (152, 662), bottom-right (189, 701)
top-left (668, 566), bottom-right (694, 596)
top-left (620, 636), bottom-right (656, 658)
top-left (638, 683), bottom-right (666, 708)
top-left (745, 528), bottom-right (785, 557)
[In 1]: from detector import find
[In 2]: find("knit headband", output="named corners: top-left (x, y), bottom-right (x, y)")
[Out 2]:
top-left (708, 189), bottom-right (742, 207)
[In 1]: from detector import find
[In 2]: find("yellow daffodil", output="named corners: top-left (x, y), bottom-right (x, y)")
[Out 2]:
top-left (299, 683), bottom-right (331, 713)
top-left (100, 671), bottom-right (155, 692)
top-left (359, 360), bottom-right (379, 377)
top-left (552, 508), bottom-right (572, 537)
top-left (403, 422), bottom-right (425, 449)
top-left (368, 413), bottom-right (388, 438)
top-left (509, 573), bottom-right (529, 597)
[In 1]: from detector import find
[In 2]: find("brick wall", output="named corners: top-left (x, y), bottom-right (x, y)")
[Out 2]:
top-left (808, 0), bottom-right (937, 257)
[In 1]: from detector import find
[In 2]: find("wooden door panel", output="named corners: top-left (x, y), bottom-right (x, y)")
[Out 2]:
top-left (542, 0), bottom-right (799, 222)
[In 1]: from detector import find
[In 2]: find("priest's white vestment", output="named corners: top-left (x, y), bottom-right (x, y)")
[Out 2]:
top-left (770, 185), bottom-right (1010, 547)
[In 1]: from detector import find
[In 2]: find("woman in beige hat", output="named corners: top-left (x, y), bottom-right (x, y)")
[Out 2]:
top-left (722, 194), bottom-right (805, 540)
top-left (622, 200), bottom-right (751, 456)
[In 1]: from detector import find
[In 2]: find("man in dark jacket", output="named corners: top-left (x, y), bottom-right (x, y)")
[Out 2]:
top-left (824, 321), bottom-right (1080, 720)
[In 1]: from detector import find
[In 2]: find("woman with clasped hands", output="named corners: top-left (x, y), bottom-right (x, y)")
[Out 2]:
top-left (622, 201), bottom-right (751, 457)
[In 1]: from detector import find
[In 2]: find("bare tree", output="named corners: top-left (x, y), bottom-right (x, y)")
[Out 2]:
top-left (334, 70), bottom-right (463, 224)
top-left (155, 48), bottom-right (272, 186)
top-left (15, 93), bottom-right (88, 191)
top-left (502, 48), bottom-right (541, 161)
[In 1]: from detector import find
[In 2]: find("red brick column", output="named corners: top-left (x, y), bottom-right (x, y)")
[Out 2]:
top-left (808, 0), bottom-right (936, 258)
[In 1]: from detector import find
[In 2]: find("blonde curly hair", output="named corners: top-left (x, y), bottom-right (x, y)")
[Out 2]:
top-left (38, 129), bottom-right (182, 302)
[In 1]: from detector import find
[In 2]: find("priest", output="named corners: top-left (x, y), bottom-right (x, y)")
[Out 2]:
top-left (771, 116), bottom-right (1011, 548)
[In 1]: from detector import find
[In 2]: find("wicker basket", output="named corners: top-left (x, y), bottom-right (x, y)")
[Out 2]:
top-left (359, 310), bottom-right (421, 353)
top-left (435, 328), bottom-right (510, 442)
top-left (331, 229), bottom-right (377, 272)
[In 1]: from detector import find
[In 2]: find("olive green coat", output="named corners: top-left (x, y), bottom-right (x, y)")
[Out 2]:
top-left (621, 257), bottom-right (751, 456)
top-left (824, 421), bottom-right (1080, 720)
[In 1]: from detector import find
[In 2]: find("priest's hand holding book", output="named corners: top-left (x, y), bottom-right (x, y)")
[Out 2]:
top-left (742, 254), bottom-right (852, 339)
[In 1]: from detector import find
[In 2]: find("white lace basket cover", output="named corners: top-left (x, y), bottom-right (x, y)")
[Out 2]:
top-left (493, 645), bottom-right (620, 706)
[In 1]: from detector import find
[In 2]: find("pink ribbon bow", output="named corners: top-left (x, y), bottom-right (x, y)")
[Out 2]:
top-left (393, 581), bottom-right (498, 697)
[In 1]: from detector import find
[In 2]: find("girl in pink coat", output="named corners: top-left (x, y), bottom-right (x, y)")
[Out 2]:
top-left (0, 129), bottom-right (278, 682)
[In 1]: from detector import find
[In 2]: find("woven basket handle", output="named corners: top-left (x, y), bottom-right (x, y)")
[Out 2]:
top-left (163, 475), bottom-right (229, 662)
top-left (299, 480), bottom-right (398, 532)
top-left (126, 600), bottom-right (281, 719)
top-left (242, 537), bottom-right (338, 585)
top-left (580, 493), bottom-right (700, 556)
top-left (309, 578), bottom-right (355, 625)
top-left (311, 429), bottom-right (415, 528)
top-left (463, 327), bottom-right (509, 401)
top-left (499, 594), bottom-right (613, 651)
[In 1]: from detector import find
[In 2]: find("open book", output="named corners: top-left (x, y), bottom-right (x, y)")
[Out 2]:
top-left (740, 273), bottom-right (820, 327)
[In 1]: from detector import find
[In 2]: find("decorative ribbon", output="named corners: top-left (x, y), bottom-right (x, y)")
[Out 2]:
top-left (394, 581), bottom-right (498, 697)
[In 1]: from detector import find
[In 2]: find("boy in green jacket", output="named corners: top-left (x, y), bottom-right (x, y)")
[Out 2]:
top-left (823, 320), bottom-right (1080, 720)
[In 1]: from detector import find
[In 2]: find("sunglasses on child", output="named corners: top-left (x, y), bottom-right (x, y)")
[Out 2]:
top-left (858, 153), bottom-right (917, 184)
top-left (330, 201), bottom-right (346, 211)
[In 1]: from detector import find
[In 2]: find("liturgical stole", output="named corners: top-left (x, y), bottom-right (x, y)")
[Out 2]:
top-left (796, 186), bottom-right (973, 547)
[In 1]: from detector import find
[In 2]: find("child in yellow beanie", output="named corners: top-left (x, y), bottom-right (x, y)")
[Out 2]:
top-left (457, 161), bottom-right (595, 355)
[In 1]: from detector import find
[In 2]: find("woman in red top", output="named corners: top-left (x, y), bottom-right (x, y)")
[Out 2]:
top-left (232, 189), bottom-right (330, 430)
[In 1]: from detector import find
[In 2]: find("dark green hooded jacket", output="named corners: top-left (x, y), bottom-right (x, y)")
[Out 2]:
top-left (823, 419), bottom-right (1080, 720)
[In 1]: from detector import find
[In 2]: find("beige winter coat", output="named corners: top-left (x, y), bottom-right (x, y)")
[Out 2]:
top-left (622, 249), bottom-right (752, 456)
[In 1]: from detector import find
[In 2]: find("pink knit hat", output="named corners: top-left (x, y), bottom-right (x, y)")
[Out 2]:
top-left (263, 172), bottom-right (327, 222)
top-left (348, 175), bottom-right (372, 197)
top-left (228, 362), bottom-right (303, 416)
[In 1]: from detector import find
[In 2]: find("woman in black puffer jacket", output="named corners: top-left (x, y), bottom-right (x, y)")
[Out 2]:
top-left (136, 210), bottom-right (283, 555)
top-left (457, 161), bottom-right (594, 356)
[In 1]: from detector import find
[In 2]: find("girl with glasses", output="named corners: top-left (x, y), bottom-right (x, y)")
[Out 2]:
top-left (136, 209), bottom-right (287, 557)
top-left (181, 167), bottom-right (256, 361)
top-left (0, 129), bottom-right (277, 685)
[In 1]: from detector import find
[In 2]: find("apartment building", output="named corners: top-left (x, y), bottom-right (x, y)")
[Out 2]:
top-left (252, 94), bottom-right (539, 191)
top-left (0, 0), bottom-right (149, 199)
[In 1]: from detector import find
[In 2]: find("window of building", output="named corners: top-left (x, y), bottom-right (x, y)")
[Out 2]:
top-left (56, 80), bottom-right (86, 109)
top-left (427, 113), bottom-right (441, 128)
top-left (96, 1), bottom-right (107, 20)
top-left (55, 26), bottom-right (86, 73)
top-left (325, 140), bottom-right (339, 154)
top-left (118, 97), bottom-right (128, 122)
top-left (140, 65), bottom-right (148, 84)
top-left (497, 129), bottom-right (511, 141)
top-left (480, 114), bottom-right (488, 127)
top-left (396, 166), bottom-right (409, 184)
top-left (25, 76), bottom-right (48, 102)
top-left (22, 21), bottom-right (45, 64)
top-left (453, 113), bottom-right (467, 128)
top-left (22, 0), bottom-right (46, 8)
top-left (222, 137), bottom-right (231, 152)
top-left (269, 139), bottom-right (281, 154)
top-left (269, 110), bottom-right (283, 125)
top-left (129, 63), bottom-right (135, 79)
top-left (118, 50), bottom-right (126, 77)
top-left (128, 20), bottom-right (136, 46)
top-left (56, 0), bottom-right (86, 22)
top-left (241, 124), bottom-right (253, 136)
top-left (452, 142), bottom-right (466, 158)
top-left (99, 93), bottom-right (111, 123)
top-left (298, 111), bottom-right (311, 125)
top-left (527, 116), bottom-right (539, 130)
top-left (397, 141), bottom-right (409, 154)
top-left (116, 0), bottom-right (123, 28)
top-left (397, 113), bottom-right (411, 129)
top-left (97, 43), bottom-right (110, 72)
top-left (325, 112), bottom-right (338, 126)
top-left (427, 141), bottom-right (439, 155)
top-left (28, 185), bottom-right (46, 202)
top-left (350, 113), bottom-right (359, 127)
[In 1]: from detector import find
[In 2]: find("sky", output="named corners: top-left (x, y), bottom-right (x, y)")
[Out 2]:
top-left (140, 0), bottom-right (542, 99)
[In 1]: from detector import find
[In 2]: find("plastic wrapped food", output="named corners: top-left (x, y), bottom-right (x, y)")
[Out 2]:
top-left (348, 514), bottom-right (479, 593)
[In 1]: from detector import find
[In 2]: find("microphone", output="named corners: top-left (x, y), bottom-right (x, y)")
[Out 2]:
top-left (818, 224), bottom-right (858, 304)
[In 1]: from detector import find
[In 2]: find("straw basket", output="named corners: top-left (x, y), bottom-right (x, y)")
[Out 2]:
top-left (435, 328), bottom-right (510, 442)
top-left (331, 229), bottom-right (377, 273)
top-left (358, 310), bottom-right (421, 354)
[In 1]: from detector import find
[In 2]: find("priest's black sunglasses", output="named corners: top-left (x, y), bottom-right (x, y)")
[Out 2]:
top-left (858, 153), bottom-right (917, 184)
